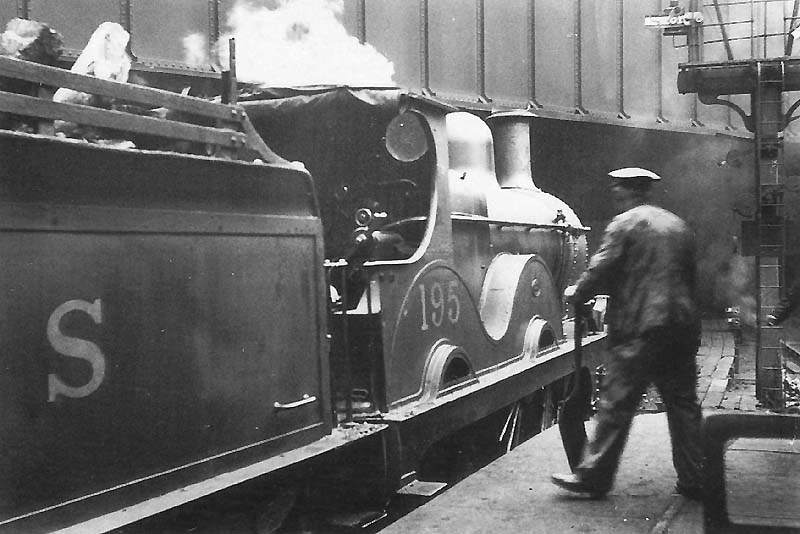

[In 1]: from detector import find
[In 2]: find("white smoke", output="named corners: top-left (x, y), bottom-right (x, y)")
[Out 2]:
top-left (183, 32), bottom-right (208, 68)
top-left (186, 0), bottom-right (395, 87)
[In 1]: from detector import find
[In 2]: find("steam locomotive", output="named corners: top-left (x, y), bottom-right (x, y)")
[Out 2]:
top-left (0, 56), bottom-right (605, 533)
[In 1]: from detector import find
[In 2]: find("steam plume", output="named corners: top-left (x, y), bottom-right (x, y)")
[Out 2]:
top-left (186, 0), bottom-right (395, 87)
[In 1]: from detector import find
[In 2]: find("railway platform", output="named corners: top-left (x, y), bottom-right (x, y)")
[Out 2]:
top-left (378, 320), bottom-right (800, 534)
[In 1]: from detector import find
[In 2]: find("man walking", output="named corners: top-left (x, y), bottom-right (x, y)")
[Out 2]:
top-left (551, 167), bottom-right (704, 500)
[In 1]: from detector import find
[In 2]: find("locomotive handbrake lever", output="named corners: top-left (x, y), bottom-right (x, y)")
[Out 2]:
top-left (558, 297), bottom-right (593, 471)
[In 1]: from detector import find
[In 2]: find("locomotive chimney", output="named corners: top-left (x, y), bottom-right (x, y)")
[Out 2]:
top-left (486, 110), bottom-right (538, 190)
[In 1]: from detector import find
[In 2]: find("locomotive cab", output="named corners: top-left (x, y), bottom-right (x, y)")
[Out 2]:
top-left (244, 90), bottom-right (589, 428)
top-left (241, 89), bottom-right (444, 417)
top-left (242, 88), bottom-right (436, 269)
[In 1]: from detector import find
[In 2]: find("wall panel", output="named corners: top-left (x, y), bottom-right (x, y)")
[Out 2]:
top-left (697, 95), bottom-right (734, 131)
top-left (531, 116), bottom-right (762, 312)
top-left (365, 0), bottom-right (421, 89)
top-left (750, 0), bottom-right (765, 57)
top-left (661, 32), bottom-right (694, 126)
top-left (623, 0), bottom-right (660, 121)
top-left (428, 0), bottom-right (477, 99)
top-left (726, 1), bottom-right (755, 59)
top-left (679, 1), bottom-right (731, 129)
top-left (484, 0), bottom-right (530, 105)
top-left (130, 0), bottom-right (209, 69)
top-left (340, 0), bottom-right (362, 43)
top-left (29, 0), bottom-right (119, 53)
top-left (764, 0), bottom-right (787, 58)
top-left (0, 2), bottom-right (18, 28)
top-left (726, 94), bottom-right (751, 133)
top-left (702, 0), bottom-right (733, 63)
top-left (722, 1), bottom-right (754, 132)
top-left (6, 0), bottom-right (800, 138)
top-left (534, 0), bottom-right (574, 111)
top-left (219, 0), bottom-right (243, 29)
top-left (581, 1), bottom-right (618, 116)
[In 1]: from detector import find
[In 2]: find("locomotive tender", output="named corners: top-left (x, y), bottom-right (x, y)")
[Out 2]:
top-left (0, 57), bottom-right (605, 533)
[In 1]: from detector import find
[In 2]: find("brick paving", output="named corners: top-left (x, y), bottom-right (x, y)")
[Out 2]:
top-left (642, 319), bottom-right (758, 412)
top-left (696, 319), bottom-right (759, 412)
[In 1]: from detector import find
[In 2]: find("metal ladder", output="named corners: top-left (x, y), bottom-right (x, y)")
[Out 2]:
top-left (755, 60), bottom-right (786, 409)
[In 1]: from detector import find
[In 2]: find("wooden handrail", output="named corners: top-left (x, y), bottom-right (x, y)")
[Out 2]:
top-left (0, 55), bottom-right (287, 163)
top-left (0, 55), bottom-right (240, 122)
top-left (0, 92), bottom-right (246, 148)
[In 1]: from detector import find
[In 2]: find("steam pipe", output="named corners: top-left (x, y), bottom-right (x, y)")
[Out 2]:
top-left (486, 110), bottom-right (538, 190)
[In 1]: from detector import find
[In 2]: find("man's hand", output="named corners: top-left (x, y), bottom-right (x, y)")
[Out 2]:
top-left (564, 284), bottom-right (578, 302)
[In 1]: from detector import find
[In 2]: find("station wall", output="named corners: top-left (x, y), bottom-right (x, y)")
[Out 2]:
top-left (4, 0), bottom-right (799, 135)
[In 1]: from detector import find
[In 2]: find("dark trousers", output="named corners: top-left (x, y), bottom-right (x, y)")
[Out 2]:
top-left (575, 327), bottom-right (704, 492)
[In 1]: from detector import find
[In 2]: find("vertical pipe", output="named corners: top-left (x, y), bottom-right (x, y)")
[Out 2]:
top-left (616, 0), bottom-right (629, 119)
top-left (753, 113), bottom-right (762, 401)
top-left (687, 0), bottom-right (702, 63)
top-left (527, 0), bottom-right (540, 109)
top-left (656, 12), bottom-right (667, 123)
top-left (120, 0), bottom-right (132, 59)
top-left (119, 0), bottom-right (131, 33)
top-left (573, 0), bottom-right (586, 114)
top-left (208, 0), bottom-right (220, 63)
top-left (227, 37), bottom-right (237, 105)
top-left (356, 0), bottom-right (366, 44)
top-left (763, 0), bottom-right (768, 59)
top-left (751, 0), bottom-right (756, 58)
top-left (476, 0), bottom-right (488, 102)
top-left (16, 0), bottom-right (29, 19)
top-left (208, 0), bottom-right (220, 41)
top-left (691, 93), bottom-right (702, 127)
top-left (753, 63), bottom-right (768, 402)
top-left (688, 0), bottom-right (702, 126)
top-left (420, 0), bottom-right (431, 94)
top-left (338, 268), bottom-right (353, 422)
top-left (754, 65), bottom-right (762, 329)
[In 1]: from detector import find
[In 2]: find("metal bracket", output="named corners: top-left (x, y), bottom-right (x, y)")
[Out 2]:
top-left (526, 99), bottom-right (543, 111)
top-left (699, 93), bottom-right (753, 132)
top-left (785, 97), bottom-right (800, 126)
